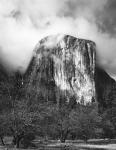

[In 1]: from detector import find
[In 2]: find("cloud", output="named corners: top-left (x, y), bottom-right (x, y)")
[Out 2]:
top-left (0, 0), bottom-right (116, 79)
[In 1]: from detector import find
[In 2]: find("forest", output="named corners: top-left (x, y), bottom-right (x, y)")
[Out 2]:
top-left (0, 71), bottom-right (116, 149)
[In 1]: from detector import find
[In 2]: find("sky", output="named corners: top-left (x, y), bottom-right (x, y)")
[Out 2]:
top-left (0, 0), bottom-right (116, 79)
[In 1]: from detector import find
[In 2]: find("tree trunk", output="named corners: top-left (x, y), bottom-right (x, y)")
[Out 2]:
top-left (0, 137), bottom-right (5, 146)
top-left (16, 138), bottom-right (20, 148)
top-left (60, 137), bottom-right (66, 143)
top-left (60, 130), bottom-right (69, 143)
top-left (12, 136), bottom-right (16, 145)
top-left (84, 136), bottom-right (88, 143)
top-left (60, 132), bottom-right (65, 143)
top-left (12, 134), bottom-right (23, 148)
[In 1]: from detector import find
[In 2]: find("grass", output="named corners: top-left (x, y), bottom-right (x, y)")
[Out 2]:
top-left (1, 137), bottom-right (116, 150)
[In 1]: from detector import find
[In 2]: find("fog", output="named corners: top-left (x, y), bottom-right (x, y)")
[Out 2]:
top-left (0, 0), bottom-right (116, 79)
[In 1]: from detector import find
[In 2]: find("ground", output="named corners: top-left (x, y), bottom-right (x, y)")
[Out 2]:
top-left (0, 144), bottom-right (116, 150)
top-left (1, 138), bottom-right (116, 150)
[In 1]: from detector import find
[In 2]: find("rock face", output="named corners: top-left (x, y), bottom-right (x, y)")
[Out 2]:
top-left (0, 34), bottom-right (115, 110)
top-left (25, 34), bottom-right (96, 105)
top-left (95, 66), bottom-right (116, 111)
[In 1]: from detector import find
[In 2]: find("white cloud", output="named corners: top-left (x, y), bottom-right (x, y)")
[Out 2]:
top-left (0, 0), bottom-right (116, 79)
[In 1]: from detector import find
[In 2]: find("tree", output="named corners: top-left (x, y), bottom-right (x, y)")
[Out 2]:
top-left (34, 102), bottom-right (102, 143)
top-left (0, 73), bottom-right (14, 145)
top-left (69, 103), bottom-right (102, 142)
top-left (101, 109), bottom-right (115, 139)
top-left (0, 113), bottom-right (8, 145)
top-left (32, 103), bottom-right (72, 143)
top-left (8, 100), bottom-right (36, 148)
top-left (50, 105), bottom-right (72, 143)
top-left (0, 71), bottom-right (37, 148)
top-left (100, 84), bottom-right (116, 138)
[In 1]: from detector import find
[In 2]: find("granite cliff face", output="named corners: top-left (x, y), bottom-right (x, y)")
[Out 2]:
top-left (25, 35), bottom-right (96, 105)
top-left (0, 34), bottom-right (115, 110)
top-left (95, 66), bottom-right (116, 111)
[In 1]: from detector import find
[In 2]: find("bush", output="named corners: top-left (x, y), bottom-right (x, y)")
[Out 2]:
top-left (21, 132), bottom-right (36, 148)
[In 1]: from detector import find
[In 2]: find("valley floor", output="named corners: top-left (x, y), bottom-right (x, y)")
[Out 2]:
top-left (1, 138), bottom-right (116, 150)
top-left (0, 144), bottom-right (116, 150)
top-left (47, 143), bottom-right (116, 150)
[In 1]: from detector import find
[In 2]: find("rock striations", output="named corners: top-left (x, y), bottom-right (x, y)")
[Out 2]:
top-left (25, 34), bottom-right (96, 105)
top-left (0, 34), bottom-right (115, 110)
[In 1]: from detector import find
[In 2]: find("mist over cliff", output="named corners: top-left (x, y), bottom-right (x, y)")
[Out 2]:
top-left (0, 34), bottom-right (115, 110)
top-left (0, 0), bottom-right (116, 79)
top-left (23, 34), bottom-right (116, 107)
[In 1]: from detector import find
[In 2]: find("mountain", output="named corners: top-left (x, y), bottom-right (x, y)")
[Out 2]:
top-left (24, 34), bottom-right (96, 106)
top-left (95, 65), bottom-right (116, 111)
top-left (0, 34), bottom-right (115, 110)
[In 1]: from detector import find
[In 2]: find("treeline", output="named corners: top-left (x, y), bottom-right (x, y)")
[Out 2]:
top-left (0, 72), bottom-right (116, 148)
